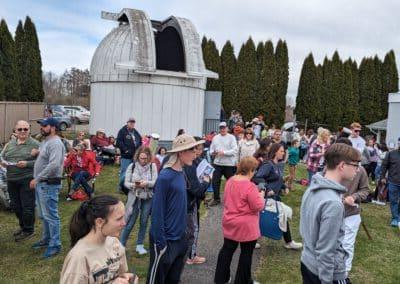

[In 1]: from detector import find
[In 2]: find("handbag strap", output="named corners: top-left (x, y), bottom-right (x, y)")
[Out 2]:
top-left (265, 197), bottom-right (280, 214)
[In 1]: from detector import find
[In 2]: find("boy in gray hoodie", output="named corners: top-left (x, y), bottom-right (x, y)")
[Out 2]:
top-left (300, 143), bottom-right (361, 284)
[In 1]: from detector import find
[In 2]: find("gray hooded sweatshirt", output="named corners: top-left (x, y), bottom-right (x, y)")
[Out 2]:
top-left (300, 173), bottom-right (348, 284)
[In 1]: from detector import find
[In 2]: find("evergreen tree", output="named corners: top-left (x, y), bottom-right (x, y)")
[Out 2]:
top-left (254, 42), bottom-right (264, 115)
top-left (359, 58), bottom-right (377, 125)
top-left (22, 16), bottom-right (44, 101)
top-left (275, 40), bottom-right (288, 125)
top-left (350, 60), bottom-right (359, 122)
top-left (382, 50), bottom-right (399, 118)
top-left (203, 39), bottom-right (222, 91)
top-left (342, 60), bottom-right (356, 126)
top-left (236, 37), bottom-right (257, 120)
top-left (0, 70), bottom-right (4, 100)
top-left (373, 56), bottom-right (383, 120)
top-left (296, 53), bottom-right (318, 125)
top-left (220, 40), bottom-right (237, 115)
top-left (14, 20), bottom-right (25, 100)
top-left (261, 40), bottom-right (278, 124)
top-left (0, 19), bottom-right (19, 100)
top-left (201, 36), bottom-right (208, 51)
top-left (321, 56), bottom-right (332, 125)
top-left (315, 64), bottom-right (324, 123)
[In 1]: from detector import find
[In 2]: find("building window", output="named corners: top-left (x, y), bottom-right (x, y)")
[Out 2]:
top-left (155, 27), bottom-right (185, 72)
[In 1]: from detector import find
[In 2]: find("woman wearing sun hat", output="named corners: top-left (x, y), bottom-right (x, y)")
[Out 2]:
top-left (147, 134), bottom-right (204, 284)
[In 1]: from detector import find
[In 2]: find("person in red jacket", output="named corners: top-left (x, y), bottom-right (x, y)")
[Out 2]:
top-left (64, 144), bottom-right (100, 198)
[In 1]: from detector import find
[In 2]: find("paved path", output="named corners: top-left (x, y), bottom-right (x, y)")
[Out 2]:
top-left (181, 203), bottom-right (262, 284)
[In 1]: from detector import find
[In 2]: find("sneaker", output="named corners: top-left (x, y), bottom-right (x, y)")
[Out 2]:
top-left (255, 243), bottom-right (261, 249)
top-left (186, 256), bottom-right (206, 265)
top-left (375, 200), bottom-right (386, 206)
top-left (284, 240), bottom-right (303, 250)
top-left (13, 228), bottom-right (23, 237)
top-left (15, 231), bottom-right (35, 242)
top-left (66, 197), bottom-right (73, 201)
top-left (136, 244), bottom-right (147, 255)
top-left (42, 246), bottom-right (61, 259)
top-left (253, 281), bottom-right (260, 284)
top-left (208, 199), bottom-right (221, 207)
top-left (32, 240), bottom-right (49, 249)
top-left (390, 219), bottom-right (398, 227)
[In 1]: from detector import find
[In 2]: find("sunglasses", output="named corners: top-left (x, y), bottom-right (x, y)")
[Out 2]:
top-left (354, 129), bottom-right (361, 133)
top-left (17, 128), bottom-right (29, 132)
top-left (246, 132), bottom-right (253, 135)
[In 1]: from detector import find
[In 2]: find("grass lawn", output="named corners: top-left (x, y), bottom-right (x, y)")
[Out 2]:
top-left (0, 164), bottom-right (399, 283)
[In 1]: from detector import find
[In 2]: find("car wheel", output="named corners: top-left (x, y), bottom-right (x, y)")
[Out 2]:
top-left (59, 122), bottom-right (67, 131)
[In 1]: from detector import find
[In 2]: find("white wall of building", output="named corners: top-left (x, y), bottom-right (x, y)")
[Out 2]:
top-left (386, 93), bottom-right (400, 148)
top-left (90, 82), bottom-right (205, 141)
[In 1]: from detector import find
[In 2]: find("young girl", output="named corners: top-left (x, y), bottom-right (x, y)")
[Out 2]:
top-left (60, 195), bottom-right (139, 284)
top-left (288, 139), bottom-right (300, 190)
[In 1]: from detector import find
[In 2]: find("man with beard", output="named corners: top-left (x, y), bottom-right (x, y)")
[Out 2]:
top-left (30, 118), bottom-right (65, 258)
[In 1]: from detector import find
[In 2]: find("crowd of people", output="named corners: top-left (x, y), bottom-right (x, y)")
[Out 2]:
top-left (1, 112), bottom-right (400, 284)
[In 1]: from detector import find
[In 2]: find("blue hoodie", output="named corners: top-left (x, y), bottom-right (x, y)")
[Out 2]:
top-left (300, 173), bottom-right (348, 284)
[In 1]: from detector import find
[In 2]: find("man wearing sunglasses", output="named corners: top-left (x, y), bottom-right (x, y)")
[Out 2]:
top-left (0, 120), bottom-right (39, 242)
top-left (348, 122), bottom-right (365, 154)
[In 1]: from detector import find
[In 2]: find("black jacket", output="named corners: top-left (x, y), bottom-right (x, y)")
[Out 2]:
top-left (116, 126), bottom-right (142, 159)
top-left (184, 158), bottom-right (210, 213)
top-left (380, 149), bottom-right (400, 185)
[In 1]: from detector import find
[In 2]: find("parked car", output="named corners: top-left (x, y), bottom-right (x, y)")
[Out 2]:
top-left (49, 113), bottom-right (72, 131)
top-left (63, 105), bottom-right (90, 124)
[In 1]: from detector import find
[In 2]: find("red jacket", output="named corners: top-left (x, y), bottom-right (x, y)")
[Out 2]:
top-left (64, 151), bottom-right (101, 177)
top-left (90, 135), bottom-right (110, 149)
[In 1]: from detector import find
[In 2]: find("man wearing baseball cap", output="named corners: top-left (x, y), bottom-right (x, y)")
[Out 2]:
top-left (116, 117), bottom-right (142, 192)
top-left (209, 121), bottom-right (238, 206)
top-left (30, 117), bottom-right (65, 258)
top-left (147, 134), bottom-right (202, 284)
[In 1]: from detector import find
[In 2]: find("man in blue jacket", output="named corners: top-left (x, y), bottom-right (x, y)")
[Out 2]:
top-left (116, 117), bottom-right (142, 191)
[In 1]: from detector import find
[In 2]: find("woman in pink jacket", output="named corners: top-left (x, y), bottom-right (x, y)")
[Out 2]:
top-left (214, 156), bottom-right (265, 284)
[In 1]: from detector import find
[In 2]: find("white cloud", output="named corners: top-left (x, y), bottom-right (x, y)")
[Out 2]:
top-left (1, 0), bottom-right (400, 101)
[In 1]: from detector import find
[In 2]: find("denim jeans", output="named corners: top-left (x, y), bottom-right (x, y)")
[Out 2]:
top-left (308, 170), bottom-right (315, 183)
top-left (388, 182), bottom-right (400, 222)
top-left (71, 171), bottom-right (92, 194)
top-left (120, 198), bottom-right (152, 246)
top-left (374, 165), bottom-right (381, 183)
top-left (35, 182), bottom-right (61, 248)
top-left (119, 158), bottom-right (133, 189)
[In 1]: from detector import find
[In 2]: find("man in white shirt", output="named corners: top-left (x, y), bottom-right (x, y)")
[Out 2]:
top-left (348, 122), bottom-right (366, 154)
top-left (209, 122), bottom-right (238, 206)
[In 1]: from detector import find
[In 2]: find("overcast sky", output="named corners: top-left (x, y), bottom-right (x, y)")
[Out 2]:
top-left (1, 0), bottom-right (399, 103)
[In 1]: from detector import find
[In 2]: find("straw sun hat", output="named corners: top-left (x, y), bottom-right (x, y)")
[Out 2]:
top-left (167, 134), bottom-right (205, 153)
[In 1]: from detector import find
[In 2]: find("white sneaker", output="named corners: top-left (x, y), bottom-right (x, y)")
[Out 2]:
top-left (255, 242), bottom-right (261, 249)
top-left (136, 244), bottom-right (147, 255)
top-left (375, 200), bottom-right (386, 206)
top-left (284, 240), bottom-right (303, 250)
top-left (253, 281), bottom-right (260, 284)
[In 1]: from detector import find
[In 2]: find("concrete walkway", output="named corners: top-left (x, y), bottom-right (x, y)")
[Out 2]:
top-left (181, 203), bottom-right (262, 284)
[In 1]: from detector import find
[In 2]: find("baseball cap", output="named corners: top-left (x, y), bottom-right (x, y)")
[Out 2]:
top-left (219, 122), bottom-right (227, 128)
top-left (37, 117), bottom-right (59, 128)
top-left (127, 117), bottom-right (136, 123)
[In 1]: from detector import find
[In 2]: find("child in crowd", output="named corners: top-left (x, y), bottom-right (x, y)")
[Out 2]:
top-left (287, 139), bottom-right (300, 190)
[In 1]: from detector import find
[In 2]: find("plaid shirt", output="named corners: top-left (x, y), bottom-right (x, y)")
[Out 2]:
top-left (306, 140), bottom-right (330, 173)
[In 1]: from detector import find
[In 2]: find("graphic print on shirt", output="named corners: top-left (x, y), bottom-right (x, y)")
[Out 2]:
top-left (91, 254), bottom-right (122, 283)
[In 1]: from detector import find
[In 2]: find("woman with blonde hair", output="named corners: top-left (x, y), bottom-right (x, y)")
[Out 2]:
top-left (214, 156), bottom-right (265, 284)
top-left (119, 146), bottom-right (157, 255)
top-left (238, 128), bottom-right (260, 162)
top-left (306, 128), bottom-right (331, 182)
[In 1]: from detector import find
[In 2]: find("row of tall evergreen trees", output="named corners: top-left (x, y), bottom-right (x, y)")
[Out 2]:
top-left (202, 36), bottom-right (289, 125)
top-left (296, 50), bottom-right (398, 129)
top-left (0, 17), bottom-right (44, 101)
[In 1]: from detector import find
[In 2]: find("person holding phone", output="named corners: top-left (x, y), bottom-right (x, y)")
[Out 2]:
top-left (60, 195), bottom-right (139, 284)
top-left (120, 146), bottom-right (157, 255)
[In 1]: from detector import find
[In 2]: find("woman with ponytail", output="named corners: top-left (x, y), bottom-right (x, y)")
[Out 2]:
top-left (60, 195), bottom-right (139, 284)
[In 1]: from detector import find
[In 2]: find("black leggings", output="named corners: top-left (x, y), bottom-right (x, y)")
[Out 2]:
top-left (283, 221), bottom-right (292, 243)
top-left (215, 238), bottom-right (257, 284)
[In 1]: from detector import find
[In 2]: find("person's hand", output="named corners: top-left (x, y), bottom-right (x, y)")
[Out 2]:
top-left (380, 178), bottom-right (387, 184)
top-left (94, 173), bottom-right (100, 177)
top-left (113, 274), bottom-right (132, 284)
top-left (16, 161), bottom-right (27, 168)
top-left (217, 151), bottom-right (224, 157)
top-left (29, 179), bottom-right (37, 190)
top-left (267, 190), bottom-right (275, 197)
top-left (140, 181), bottom-right (148, 188)
top-left (259, 190), bottom-right (265, 199)
top-left (343, 196), bottom-right (355, 206)
top-left (202, 175), bottom-right (211, 183)
top-left (31, 149), bottom-right (40, 157)
top-left (284, 188), bottom-right (289, 195)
